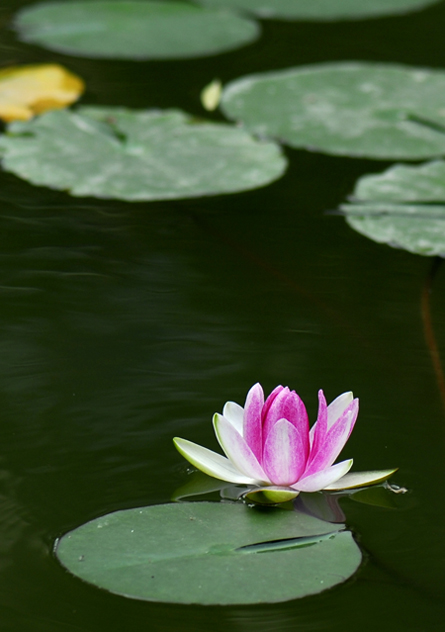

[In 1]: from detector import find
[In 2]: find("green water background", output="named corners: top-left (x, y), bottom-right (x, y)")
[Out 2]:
top-left (0, 0), bottom-right (444, 629)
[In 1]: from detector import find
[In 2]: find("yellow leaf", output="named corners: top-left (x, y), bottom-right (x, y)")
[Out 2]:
top-left (0, 64), bottom-right (85, 122)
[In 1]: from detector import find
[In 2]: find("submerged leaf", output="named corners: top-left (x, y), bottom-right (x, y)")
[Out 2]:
top-left (0, 64), bottom-right (84, 122)
top-left (221, 62), bottom-right (445, 160)
top-left (342, 161), bottom-right (445, 255)
top-left (15, 1), bottom-right (259, 60)
top-left (0, 106), bottom-right (287, 201)
top-left (55, 502), bottom-right (361, 604)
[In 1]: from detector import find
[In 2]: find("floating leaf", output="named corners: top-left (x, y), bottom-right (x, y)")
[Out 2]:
top-left (196, 0), bottom-right (440, 20)
top-left (55, 502), bottom-right (361, 604)
top-left (342, 160), bottom-right (445, 255)
top-left (0, 106), bottom-right (287, 201)
top-left (221, 62), bottom-right (445, 160)
top-left (0, 64), bottom-right (84, 122)
top-left (15, 1), bottom-right (259, 60)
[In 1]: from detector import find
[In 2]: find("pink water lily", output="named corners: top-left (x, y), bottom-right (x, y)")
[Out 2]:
top-left (174, 383), bottom-right (396, 503)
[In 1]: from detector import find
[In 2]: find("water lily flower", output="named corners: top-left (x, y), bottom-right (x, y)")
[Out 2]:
top-left (174, 383), bottom-right (396, 504)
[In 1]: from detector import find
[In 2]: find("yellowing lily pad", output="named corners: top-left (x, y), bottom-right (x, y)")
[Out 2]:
top-left (0, 64), bottom-right (84, 122)
top-left (201, 79), bottom-right (223, 111)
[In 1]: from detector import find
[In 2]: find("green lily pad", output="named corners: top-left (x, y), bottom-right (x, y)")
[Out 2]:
top-left (221, 62), bottom-right (445, 160)
top-left (196, 0), bottom-right (440, 21)
top-left (15, 1), bottom-right (259, 60)
top-left (341, 160), bottom-right (445, 256)
top-left (0, 106), bottom-right (287, 201)
top-left (55, 502), bottom-right (362, 604)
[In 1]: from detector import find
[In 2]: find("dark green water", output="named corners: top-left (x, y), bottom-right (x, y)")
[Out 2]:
top-left (1, 0), bottom-right (445, 630)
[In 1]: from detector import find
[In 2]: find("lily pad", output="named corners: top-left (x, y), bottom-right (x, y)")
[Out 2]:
top-left (0, 64), bottom-right (84, 122)
top-left (14, 1), bottom-right (259, 60)
top-left (0, 106), bottom-right (287, 201)
top-left (341, 160), bottom-right (445, 256)
top-left (196, 0), bottom-right (440, 21)
top-left (221, 62), bottom-right (445, 160)
top-left (55, 502), bottom-right (362, 604)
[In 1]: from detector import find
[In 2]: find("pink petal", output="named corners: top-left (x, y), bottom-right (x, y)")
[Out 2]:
top-left (304, 398), bottom-right (358, 477)
top-left (243, 383), bottom-right (264, 461)
top-left (262, 387), bottom-right (309, 455)
top-left (291, 459), bottom-right (353, 492)
top-left (327, 391), bottom-right (354, 430)
top-left (309, 389), bottom-right (328, 451)
top-left (261, 385), bottom-right (284, 423)
top-left (263, 418), bottom-right (308, 486)
top-left (213, 413), bottom-right (269, 483)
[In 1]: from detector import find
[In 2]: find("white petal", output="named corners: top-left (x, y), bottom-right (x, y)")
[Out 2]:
top-left (173, 437), bottom-right (258, 484)
top-left (213, 413), bottom-right (268, 482)
top-left (292, 459), bottom-right (353, 492)
top-left (222, 401), bottom-right (244, 434)
top-left (323, 468), bottom-right (398, 490)
top-left (327, 391), bottom-right (353, 430)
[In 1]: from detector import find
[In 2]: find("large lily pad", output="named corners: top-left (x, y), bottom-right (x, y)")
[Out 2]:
top-left (196, 0), bottom-right (440, 21)
top-left (221, 62), bottom-right (445, 160)
top-left (15, 1), bottom-right (259, 60)
top-left (55, 502), bottom-right (362, 604)
top-left (341, 160), bottom-right (445, 256)
top-left (0, 106), bottom-right (287, 201)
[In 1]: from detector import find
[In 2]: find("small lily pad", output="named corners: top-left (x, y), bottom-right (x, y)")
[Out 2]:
top-left (0, 106), bottom-right (287, 201)
top-left (15, 1), bottom-right (259, 60)
top-left (196, 0), bottom-right (440, 21)
top-left (55, 502), bottom-right (362, 604)
top-left (342, 161), bottom-right (445, 256)
top-left (0, 64), bottom-right (84, 122)
top-left (221, 62), bottom-right (445, 160)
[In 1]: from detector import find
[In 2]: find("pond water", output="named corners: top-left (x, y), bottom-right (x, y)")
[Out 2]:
top-left (1, 0), bottom-right (445, 630)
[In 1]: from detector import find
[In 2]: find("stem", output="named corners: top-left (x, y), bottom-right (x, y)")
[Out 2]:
top-left (421, 257), bottom-right (445, 413)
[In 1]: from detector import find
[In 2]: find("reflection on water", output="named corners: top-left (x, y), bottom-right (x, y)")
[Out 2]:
top-left (0, 465), bottom-right (28, 575)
